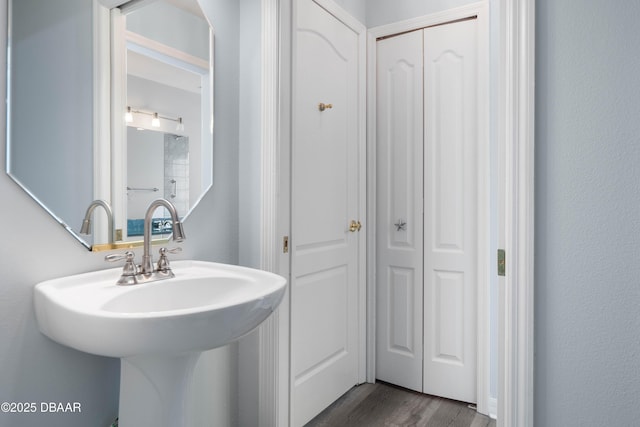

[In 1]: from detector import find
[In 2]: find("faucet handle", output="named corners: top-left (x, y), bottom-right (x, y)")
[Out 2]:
top-left (157, 247), bottom-right (182, 272)
top-left (105, 250), bottom-right (135, 263)
top-left (105, 251), bottom-right (139, 285)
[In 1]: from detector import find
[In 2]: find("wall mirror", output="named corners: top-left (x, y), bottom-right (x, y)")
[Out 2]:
top-left (5, 0), bottom-right (214, 251)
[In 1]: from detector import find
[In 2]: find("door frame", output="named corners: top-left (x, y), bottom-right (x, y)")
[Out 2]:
top-left (367, 0), bottom-right (491, 414)
top-left (499, 0), bottom-right (535, 425)
top-left (256, 0), bottom-right (535, 426)
top-left (255, 0), bottom-right (367, 426)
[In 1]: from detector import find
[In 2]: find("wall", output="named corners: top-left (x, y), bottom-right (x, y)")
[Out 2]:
top-left (0, 1), bottom-right (240, 426)
top-left (238, 0), bottom-right (262, 270)
top-left (236, 0), bottom-right (262, 425)
top-left (535, 1), bottom-right (640, 425)
top-left (365, 0), bottom-right (476, 27)
top-left (332, 0), bottom-right (366, 24)
top-left (187, 0), bottom-right (243, 424)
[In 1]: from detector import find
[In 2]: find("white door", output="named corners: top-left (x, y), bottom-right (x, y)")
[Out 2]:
top-left (376, 18), bottom-right (480, 404)
top-left (423, 18), bottom-right (478, 404)
top-left (375, 29), bottom-right (424, 393)
top-left (290, 1), bottom-right (362, 426)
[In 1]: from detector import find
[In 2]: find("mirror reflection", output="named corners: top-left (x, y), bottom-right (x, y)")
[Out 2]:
top-left (5, 0), bottom-right (213, 250)
top-left (114, 0), bottom-right (213, 245)
top-left (6, 0), bottom-right (94, 245)
top-left (125, 128), bottom-right (190, 241)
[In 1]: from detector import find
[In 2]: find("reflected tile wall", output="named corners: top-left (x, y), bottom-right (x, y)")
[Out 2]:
top-left (164, 134), bottom-right (190, 216)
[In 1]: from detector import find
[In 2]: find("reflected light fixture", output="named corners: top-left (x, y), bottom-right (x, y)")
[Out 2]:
top-left (126, 106), bottom-right (184, 131)
top-left (125, 106), bottom-right (133, 123)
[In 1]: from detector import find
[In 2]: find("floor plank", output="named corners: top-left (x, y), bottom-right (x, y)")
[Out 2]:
top-left (304, 382), bottom-right (496, 427)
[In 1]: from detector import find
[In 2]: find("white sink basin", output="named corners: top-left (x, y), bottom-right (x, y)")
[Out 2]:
top-left (34, 260), bottom-right (287, 357)
top-left (33, 260), bottom-right (287, 427)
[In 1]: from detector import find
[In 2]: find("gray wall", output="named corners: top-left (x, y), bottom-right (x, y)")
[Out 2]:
top-left (0, 0), bottom-right (240, 426)
top-left (237, 0), bottom-right (262, 424)
top-left (365, 0), bottom-right (475, 27)
top-left (535, 1), bottom-right (640, 425)
top-left (333, 0), bottom-right (366, 24)
top-left (238, 0), bottom-right (262, 270)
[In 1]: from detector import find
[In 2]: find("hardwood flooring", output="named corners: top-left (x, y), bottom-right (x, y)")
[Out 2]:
top-left (304, 382), bottom-right (496, 427)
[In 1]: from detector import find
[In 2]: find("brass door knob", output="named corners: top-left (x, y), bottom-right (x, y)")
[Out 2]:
top-left (349, 220), bottom-right (362, 232)
top-left (318, 103), bottom-right (333, 112)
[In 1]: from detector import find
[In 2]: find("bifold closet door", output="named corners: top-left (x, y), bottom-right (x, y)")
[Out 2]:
top-left (422, 18), bottom-right (478, 404)
top-left (375, 29), bottom-right (425, 393)
top-left (376, 17), bottom-right (479, 404)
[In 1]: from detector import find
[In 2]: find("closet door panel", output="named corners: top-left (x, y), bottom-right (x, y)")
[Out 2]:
top-left (423, 18), bottom-right (478, 403)
top-left (375, 29), bottom-right (424, 393)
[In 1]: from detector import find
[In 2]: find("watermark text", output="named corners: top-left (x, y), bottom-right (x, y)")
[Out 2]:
top-left (1, 401), bottom-right (82, 414)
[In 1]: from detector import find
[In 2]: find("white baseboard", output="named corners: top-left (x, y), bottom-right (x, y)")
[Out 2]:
top-left (488, 397), bottom-right (497, 420)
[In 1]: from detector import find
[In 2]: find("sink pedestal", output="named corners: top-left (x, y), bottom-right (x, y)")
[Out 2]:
top-left (119, 353), bottom-right (201, 427)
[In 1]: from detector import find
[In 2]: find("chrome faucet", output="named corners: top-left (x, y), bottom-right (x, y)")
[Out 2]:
top-left (105, 198), bottom-right (185, 285)
top-left (141, 198), bottom-right (186, 275)
top-left (80, 199), bottom-right (114, 244)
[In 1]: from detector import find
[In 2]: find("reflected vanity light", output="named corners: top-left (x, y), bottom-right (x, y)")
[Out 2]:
top-left (126, 106), bottom-right (184, 131)
top-left (125, 106), bottom-right (133, 123)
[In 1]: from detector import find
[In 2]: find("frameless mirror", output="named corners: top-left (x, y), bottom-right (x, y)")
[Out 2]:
top-left (5, 0), bottom-right (213, 250)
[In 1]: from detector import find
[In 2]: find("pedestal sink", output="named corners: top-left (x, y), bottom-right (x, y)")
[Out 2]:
top-left (34, 260), bottom-right (287, 427)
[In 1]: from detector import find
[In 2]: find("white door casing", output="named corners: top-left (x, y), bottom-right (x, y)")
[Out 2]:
top-left (289, 0), bottom-right (365, 425)
top-left (499, 0), bottom-right (535, 425)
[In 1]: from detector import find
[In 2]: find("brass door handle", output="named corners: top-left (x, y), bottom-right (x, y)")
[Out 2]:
top-left (349, 220), bottom-right (362, 232)
top-left (318, 103), bottom-right (333, 112)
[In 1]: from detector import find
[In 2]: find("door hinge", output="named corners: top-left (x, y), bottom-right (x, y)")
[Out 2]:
top-left (497, 249), bottom-right (506, 276)
top-left (283, 236), bottom-right (289, 254)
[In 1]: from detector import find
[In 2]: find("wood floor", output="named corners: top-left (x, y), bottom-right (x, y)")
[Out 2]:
top-left (304, 382), bottom-right (496, 427)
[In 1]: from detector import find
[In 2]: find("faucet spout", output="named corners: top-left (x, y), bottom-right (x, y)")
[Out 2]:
top-left (142, 198), bottom-right (186, 275)
top-left (80, 199), bottom-right (114, 244)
